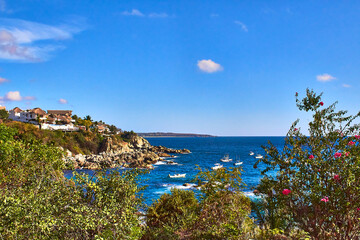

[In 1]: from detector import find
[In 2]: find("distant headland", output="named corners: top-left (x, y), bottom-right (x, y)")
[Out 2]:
top-left (137, 132), bottom-right (216, 138)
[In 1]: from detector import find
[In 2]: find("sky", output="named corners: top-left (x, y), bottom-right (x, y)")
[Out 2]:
top-left (0, 0), bottom-right (359, 136)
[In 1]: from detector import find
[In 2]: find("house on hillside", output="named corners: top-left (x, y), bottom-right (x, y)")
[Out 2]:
top-left (0, 105), bottom-right (5, 110)
top-left (47, 110), bottom-right (75, 124)
top-left (96, 124), bottom-right (110, 133)
top-left (9, 107), bottom-right (48, 124)
top-left (30, 108), bottom-right (47, 122)
top-left (9, 107), bottom-right (22, 120)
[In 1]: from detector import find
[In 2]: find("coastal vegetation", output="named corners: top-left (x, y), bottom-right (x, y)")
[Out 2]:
top-left (1, 120), bottom-right (135, 155)
top-left (1, 89), bottom-right (360, 239)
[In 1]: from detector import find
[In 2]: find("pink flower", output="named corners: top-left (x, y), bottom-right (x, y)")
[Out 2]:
top-left (282, 189), bottom-right (291, 195)
top-left (357, 208), bottom-right (360, 211)
top-left (308, 155), bottom-right (314, 159)
top-left (294, 128), bottom-right (298, 131)
top-left (321, 196), bottom-right (329, 202)
top-left (334, 175), bottom-right (340, 181)
top-left (345, 152), bottom-right (349, 157)
top-left (334, 152), bottom-right (342, 158)
top-left (319, 102), bottom-right (324, 106)
top-left (348, 141), bottom-right (355, 146)
top-left (355, 135), bottom-right (360, 139)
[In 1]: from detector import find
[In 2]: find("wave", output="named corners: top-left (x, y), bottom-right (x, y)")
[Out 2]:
top-left (154, 161), bottom-right (168, 165)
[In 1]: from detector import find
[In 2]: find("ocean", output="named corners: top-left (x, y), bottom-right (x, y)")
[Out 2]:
top-left (64, 137), bottom-right (285, 205)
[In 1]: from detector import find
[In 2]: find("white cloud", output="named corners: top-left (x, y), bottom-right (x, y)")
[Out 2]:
top-left (234, 21), bottom-right (248, 32)
top-left (58, 98), bottom-right (68, 104)
top-left (0, 91), bottom-right (35, 101)
top-left (5, 91), bottom-right (21, 101)
top-left (121, 9), bottom-right (144, 17)
top-left (316, 73), bottom-right (336, 82)
top-left (210, 13), bottom-right (219, 17)
top-left (197, 59), bottom-right (223, 73)
top-left (0, 77), bottom-right (9, 83)
top-left (148, 12), bottom-right (168, 18)
top-left (342, 84), bottom-right (351, 88)
top-left (0, 18), bottom-right (86, 62)
top-left (122, 9), bottom-right (170, 18)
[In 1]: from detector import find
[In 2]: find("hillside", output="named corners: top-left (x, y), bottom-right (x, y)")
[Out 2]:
top-left (138, 132), bottom-right (215, 138)
top-left (2, 120), bottom-right (136, 155)
top-left (1, 121), bottom-right (190, 170)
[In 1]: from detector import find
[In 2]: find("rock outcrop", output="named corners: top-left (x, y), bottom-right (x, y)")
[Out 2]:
top-left (63, 135), bottom-right (190, 170)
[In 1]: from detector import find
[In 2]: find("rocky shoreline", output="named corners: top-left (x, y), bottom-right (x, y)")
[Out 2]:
top-left (63, 135), bottom-right (190, 170)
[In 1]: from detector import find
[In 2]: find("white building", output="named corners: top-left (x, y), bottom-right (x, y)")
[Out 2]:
top-left (41, 123), bottom-right (79, 131)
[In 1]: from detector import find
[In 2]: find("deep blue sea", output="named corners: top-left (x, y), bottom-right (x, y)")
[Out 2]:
top-left (64, 137), bottom-right (285, 205)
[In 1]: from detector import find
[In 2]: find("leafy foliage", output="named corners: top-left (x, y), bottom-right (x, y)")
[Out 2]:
top-left (0, 124), bottom-right (146, 239)
top-left (143, 167), bottom-right (254, 239)
top-left (0, 109), bottom-right (9, 119)
top-left (254, 89), bottom-right (360, 239)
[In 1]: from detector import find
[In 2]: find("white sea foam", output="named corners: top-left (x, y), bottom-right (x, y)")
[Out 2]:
top-left (154, 161), bottom-right (167, 165)
top-left (155, 183), bottom-right (197, 194)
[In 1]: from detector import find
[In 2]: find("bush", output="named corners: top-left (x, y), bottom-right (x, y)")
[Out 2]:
top-left (254, 89), bottom-right (360, 239)
top-left (0, 124), bottom-right (147, 239)
top-left (144, 167), bottom-right (255, 240)
top-left (144, 188), bottom-right (199, 239)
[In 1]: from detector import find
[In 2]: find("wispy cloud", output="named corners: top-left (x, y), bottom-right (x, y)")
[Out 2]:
top-left (0, 77), bottom-right (9, 83)
top-left (342, 84), bottom-right (351, 88)
top-left (58, 98), bottom-right (68, 104)
top-left (316, 73), bottom-right (336, 82)
top-left (121, 9), bottom-right (145, 17)
top-left (234, 21), bottom-right (248, 32)
top-left (197, 59), bottom-right (223, 73)
top-left (122, 9), bottom-right (170, 18)
top-left (0, 91), bottom-right (35, 101)
top-left (0, 17), bottom-right (87, 62)
top-left (210, 13), bottom-right (219, 18)
top-left (149, 12), bottom-right (168, 18)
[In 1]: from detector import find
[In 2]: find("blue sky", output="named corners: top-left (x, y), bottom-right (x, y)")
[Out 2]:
top-left (0, 0), bottom-right (359, 136)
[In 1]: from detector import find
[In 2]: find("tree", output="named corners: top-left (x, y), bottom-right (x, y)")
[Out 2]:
top-left (254, 89), bottom-right (360, 239)
top-left (109, 125), bottom-right (117, 134)
top-left (84, 115), bottom-right (92, 121)
top-left (0, 109), bottom-right (8, 119)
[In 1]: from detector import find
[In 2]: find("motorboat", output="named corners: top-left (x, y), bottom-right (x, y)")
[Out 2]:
top-left (249, 151), bottom-right (254, 156)
top-left (211, 163), bottom-right (223, 170)
top-left (234, 161), bottom-right (243, 166)
top-left (168, 173), bottom-right (186, 178)
top-left (255, 154), bottom-right (263, 159)
top-left (220, 154), bottom-right (232, 162)
top-left (166, 160), bottom-right (179, 165)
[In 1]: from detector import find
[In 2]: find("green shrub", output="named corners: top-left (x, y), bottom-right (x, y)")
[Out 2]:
top-left (144, 188), bottom-right (199, 239)
top-left (144, 167), bottom-right (255, 240)
top-left (0, 124), bottom-right (147, 239)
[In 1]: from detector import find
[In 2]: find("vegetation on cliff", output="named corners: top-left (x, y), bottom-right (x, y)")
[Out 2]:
top-left (2, 120), bottom-right (137, 155)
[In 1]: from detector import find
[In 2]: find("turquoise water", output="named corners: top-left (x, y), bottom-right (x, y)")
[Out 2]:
top-left (64, 137), bottom-right (285, 205)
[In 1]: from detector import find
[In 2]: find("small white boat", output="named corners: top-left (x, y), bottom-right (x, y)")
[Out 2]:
top-left (166, 160), bottom-right (179, 165)
top-left (255, 154), bottom-right (263, 159)
top-left (234, 161), bottom-right (243, 166)
top-left (220, 154), bottom-right (232, 162)
top-left (249, 151), bottom-right (254, 156)
top-left (168, 173), bottom-right (186, 178)
top-left (211, 163), bottom-right (223, 170)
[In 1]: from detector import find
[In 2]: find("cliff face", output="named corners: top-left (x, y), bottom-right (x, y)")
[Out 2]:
top-left (64, 135), bottom-right (190, 170)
